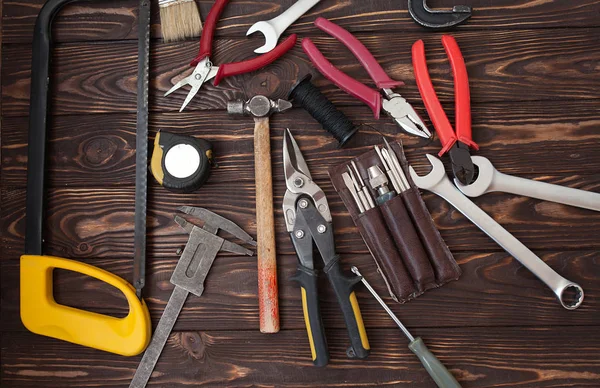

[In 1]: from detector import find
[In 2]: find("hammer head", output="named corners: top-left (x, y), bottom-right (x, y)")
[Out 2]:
top-left (227, 95), bottom-right (292, 118)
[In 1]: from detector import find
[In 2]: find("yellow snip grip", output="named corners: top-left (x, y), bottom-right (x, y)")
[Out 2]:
top-left (349, 291), bottom-right (370, 350)
top-left (301, 287), bottom-right (317, 360)
top-left (20, 255), bottom-right (151, 356)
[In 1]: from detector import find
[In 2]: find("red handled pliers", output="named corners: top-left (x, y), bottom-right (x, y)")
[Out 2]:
top-left (412, 35), bottom-right (479, 185)
top-left (164, 0), bottom-right (297, 112)
top-left (301, 18), bottom-right (431, 139)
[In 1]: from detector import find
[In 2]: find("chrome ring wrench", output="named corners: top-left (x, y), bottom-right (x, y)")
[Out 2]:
top-left (410, 154), bottom-right (584, 310)
top-left (455, 156), bottom-right (600, 212)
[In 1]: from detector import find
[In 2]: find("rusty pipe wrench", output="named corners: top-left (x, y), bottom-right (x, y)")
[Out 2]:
top-left (409, 155), bottom-right (584, 310)
top-left (454, 156), bottom-right (600, 212)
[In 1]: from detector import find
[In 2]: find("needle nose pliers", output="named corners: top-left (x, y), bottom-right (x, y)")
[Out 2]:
top-left (164, 0), bottom-right (297, 112)
top-left (283, 128), bottom-right (370, 366)
top-left (412, 35), bottom-right (479, 185)
top-left (301, 17), bottom-right (431, 139)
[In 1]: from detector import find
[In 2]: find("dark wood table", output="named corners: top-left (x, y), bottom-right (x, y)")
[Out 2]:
top-left (2, 1), bottom-right (599, 386)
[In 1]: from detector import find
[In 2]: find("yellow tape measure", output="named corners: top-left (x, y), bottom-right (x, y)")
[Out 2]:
top-left (150, 132), bottom-right (213, 193)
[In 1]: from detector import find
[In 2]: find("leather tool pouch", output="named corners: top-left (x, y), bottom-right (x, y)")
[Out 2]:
top-left (329, 142), bottom-right (460, 302)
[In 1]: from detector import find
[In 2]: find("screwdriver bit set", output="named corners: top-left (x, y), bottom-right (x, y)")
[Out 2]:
top-left (329, 140), bottom-right (461, 302)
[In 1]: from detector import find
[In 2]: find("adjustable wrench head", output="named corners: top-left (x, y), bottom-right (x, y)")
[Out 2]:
top-left (408, 154), bottom-right (447, 190)
top-left (246, 21), bottom-right (279, 54)
top-left (454, 156), bottom-right (495, 197)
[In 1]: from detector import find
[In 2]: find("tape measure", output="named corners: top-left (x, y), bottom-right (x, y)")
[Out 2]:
top-left (150, 131), bottom-right (213, 193)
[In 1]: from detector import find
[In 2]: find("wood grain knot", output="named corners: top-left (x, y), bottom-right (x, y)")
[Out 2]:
top-left (81, 136), bottom-right (119, 166)
top-left (245, 72), bottom-right (281, 96)
top-left (181, 332), bottom-right (206, 359)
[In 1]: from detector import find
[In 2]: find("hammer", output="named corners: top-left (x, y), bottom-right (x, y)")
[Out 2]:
top-left (228, 95), bottom-right (292, 333)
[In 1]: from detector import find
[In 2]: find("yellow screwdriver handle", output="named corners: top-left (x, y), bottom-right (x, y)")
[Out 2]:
top-left (20, 255), bottom-right (151, 356)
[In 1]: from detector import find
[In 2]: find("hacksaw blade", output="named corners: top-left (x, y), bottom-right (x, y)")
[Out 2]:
top-left (133, 0), bottom-right (151, 299)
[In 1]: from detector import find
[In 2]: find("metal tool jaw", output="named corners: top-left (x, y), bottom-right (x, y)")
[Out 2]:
top-left (282, 128), bottom-right (336, 269)
top-left (290, 198), bottom-right (336, 270)
top-left (172, 207), bottom-right (254, 297)
top-left (164, 58), bottom-right (219, 112)
top-left (448, 142), bottom-right (475, 185)
top-left (178, 206), bottom-right (256, 245)
top-left (283, 129), bottom-right (331, 233)
top-left (381, 89), bottom-right (431, 139)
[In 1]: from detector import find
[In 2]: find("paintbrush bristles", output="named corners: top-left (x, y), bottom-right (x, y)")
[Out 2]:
top-left (159, 0), bottom-right (202, 43)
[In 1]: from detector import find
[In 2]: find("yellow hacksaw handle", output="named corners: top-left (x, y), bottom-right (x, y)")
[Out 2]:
top-left (20, 255), bottom-right (151, 356)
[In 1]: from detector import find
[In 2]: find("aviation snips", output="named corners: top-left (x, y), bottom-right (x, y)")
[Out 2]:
top-left (283, 129), bottom-right (370, 366)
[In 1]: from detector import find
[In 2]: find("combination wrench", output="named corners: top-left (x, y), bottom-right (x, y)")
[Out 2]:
top-left (246, 0), bottom-right (321, 54)
top-left (409, 154), bottom-right (584, 310)
top-left (454, 156), bottom-right (600, 212)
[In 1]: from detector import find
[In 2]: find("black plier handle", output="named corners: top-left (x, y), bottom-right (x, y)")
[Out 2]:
top-left (291, 198), bottom-right (370, 366)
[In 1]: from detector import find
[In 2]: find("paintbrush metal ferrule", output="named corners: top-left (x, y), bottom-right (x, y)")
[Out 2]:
top-left (159, 0), bottom-right (188, 5)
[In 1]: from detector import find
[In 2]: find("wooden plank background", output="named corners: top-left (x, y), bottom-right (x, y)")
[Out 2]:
top-left (1, 0), bottom-right (599, 386)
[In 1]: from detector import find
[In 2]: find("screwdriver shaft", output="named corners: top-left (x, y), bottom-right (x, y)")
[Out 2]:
top-left (351, 266), bottom-right (414, 341)
top-left (351, 161), bottom-right (375, 209)
top-left (351, 265), bottom-right (462, 388)
top-left (383, 137), bottom-right (411, 189)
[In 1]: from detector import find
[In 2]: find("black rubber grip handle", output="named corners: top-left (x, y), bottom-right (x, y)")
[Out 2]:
top-left (324, 258), bottom-right (370, 359)
top-left (291, 266), bottom-right (329, 366)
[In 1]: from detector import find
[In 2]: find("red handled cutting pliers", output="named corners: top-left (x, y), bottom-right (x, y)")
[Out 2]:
top-left (301, 18), bottom-right (431, 139)
top-left (164, 0), bottom-right (297, 112)
top-left (412, 35), bottom-right (479, 185)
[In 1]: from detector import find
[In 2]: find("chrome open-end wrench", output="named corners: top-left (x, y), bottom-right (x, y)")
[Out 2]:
top-left (454, 156), bottom-right (600, 212)
top-left (409, 154), bottom-right (584, 310)
top-left (247, 0), bottom-right (320, 54)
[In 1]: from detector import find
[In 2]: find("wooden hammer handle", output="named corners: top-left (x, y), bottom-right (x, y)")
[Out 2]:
top-left (254, 116), bottom-right (280, 333)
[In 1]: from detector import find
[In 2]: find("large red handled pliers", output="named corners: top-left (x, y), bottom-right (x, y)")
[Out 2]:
top-left (412, 35), bottom-right (479, 185)
top-left (165, 0), bottom-right (297, 112)
top-left (302, 18), bottom-right (431, 139)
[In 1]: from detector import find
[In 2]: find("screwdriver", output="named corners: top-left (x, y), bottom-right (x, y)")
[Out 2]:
top-left (351, 266), bottom-right (462, 388)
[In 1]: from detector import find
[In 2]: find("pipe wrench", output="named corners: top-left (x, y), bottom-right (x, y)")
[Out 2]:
top-left (410, 154), bottom-right (584, 310)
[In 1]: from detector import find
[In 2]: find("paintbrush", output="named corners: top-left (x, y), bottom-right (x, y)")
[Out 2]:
top-left (159, 0), bottom-right (202, 42)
